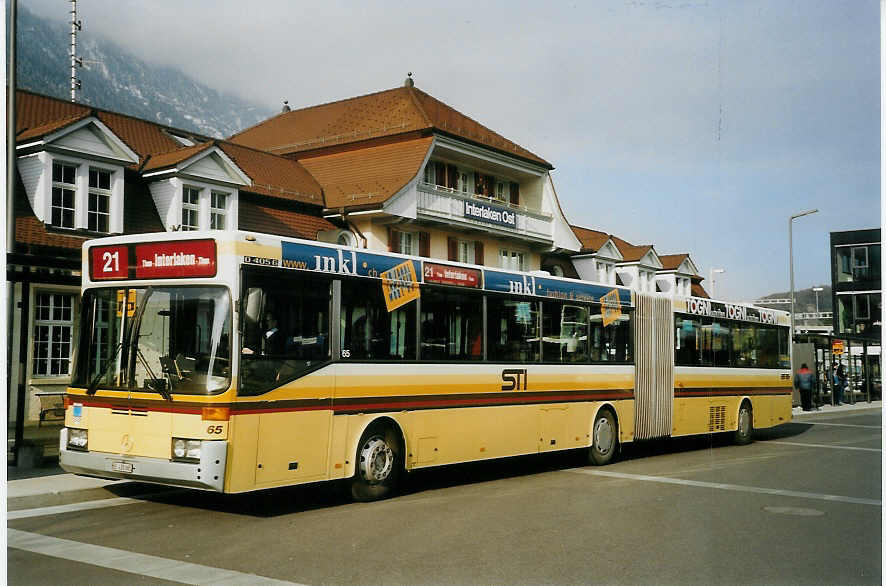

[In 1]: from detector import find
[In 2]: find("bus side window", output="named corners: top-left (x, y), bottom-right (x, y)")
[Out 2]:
top-left (340, 279), bottom-right (417, 361)
top-left (239, 273), bottom-right (331, 396)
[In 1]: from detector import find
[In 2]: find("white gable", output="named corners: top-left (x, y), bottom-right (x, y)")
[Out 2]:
top-left (677, 257), bottom-right (699, 276)
top-left (45, 117), bottom-right (138, 165)
top-left (597, 240), bottom-right (623, 262)
top-left (179, 147), bottom-right (250, 187)
top-left (639, 249), bottom-right (663, 269)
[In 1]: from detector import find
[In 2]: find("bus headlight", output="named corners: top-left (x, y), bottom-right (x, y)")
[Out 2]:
top-left (67, 428), bottom-right (88, 451)
top-left (172, 438), bottom-right (201, 462)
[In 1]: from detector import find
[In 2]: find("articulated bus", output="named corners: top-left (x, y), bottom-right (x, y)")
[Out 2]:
top-left (60, 231), bottom-right (793, 500)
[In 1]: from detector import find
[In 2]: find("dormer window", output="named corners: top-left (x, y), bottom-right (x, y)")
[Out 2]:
top-left (51, 162), bottom-right (76, 228)
top-left (210, 191), bottom-right (227, 230)
top-left (182, 186), bottom-right (201, 231)
top-left (88, 168), bottom-right (112, 232)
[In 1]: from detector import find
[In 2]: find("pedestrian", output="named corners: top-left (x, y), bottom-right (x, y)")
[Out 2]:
top-left (795, 363), bottom-right (815, 411)
top-left (833, 363), bottom-right (846, 405)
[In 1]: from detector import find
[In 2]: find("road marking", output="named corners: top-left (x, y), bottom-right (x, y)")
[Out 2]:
top-left (8, 528), bottom-right (306, 586)
top-left (9, 490), bottom-right (183, 520)
top-left (9, 497), bottom-right (142, 520)
top-left (570, 469), bottom-right (881, 506)
top-left (803, 422), bottom-right (881, 429)
top-left (769, 441), bottom-right (881, 452)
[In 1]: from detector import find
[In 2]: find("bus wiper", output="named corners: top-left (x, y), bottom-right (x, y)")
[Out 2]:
top-left (86, 342), bottom-right (123, 396)
top-left (126, 286), bottom-right (172, 402)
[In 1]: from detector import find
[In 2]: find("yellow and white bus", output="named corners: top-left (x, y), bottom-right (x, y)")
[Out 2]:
top-left (60, 231), bottom-right (792, 500)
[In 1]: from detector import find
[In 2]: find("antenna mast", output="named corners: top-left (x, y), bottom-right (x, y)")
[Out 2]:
top-left (70, 0), bottom-right (82, 101)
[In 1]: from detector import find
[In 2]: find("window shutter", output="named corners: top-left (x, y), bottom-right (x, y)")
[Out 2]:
top-left (509, 182), bottom-right (519, 205)
top-left (474, 241), bottom-right (484, 265)
top-left (447, 237), bottom-right (457, 261)
top-left (419, 231), bottom-right (430, 257)
top-left (388, 228), bottom-right (400, 253)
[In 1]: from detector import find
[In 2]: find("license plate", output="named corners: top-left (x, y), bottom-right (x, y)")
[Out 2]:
top-left (111, 461), bottom-right (133, 473)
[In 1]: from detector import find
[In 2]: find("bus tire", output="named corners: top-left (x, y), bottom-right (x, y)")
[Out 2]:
top-left (733, 400), bottom-right (754, 446)
top-left (350, 422), bottom-right (402, 502)
top-left (588, 408), bottom-right (618, 466)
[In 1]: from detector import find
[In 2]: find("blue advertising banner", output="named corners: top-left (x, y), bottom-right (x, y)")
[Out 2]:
top-left (279, 242), bottom-right (420, 280)
top-left (484, 270), bottom-right (632, 306)
top-left (463, 200), bottom-right (517, 228)
top-left (269, 241), bottom-right (632, 307)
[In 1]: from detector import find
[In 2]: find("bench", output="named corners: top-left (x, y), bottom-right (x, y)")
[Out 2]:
top-left (35, 392), bottom-right (66, 427)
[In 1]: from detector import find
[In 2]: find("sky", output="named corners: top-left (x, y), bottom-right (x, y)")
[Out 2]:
top-left (24, 0), bottom-right (882, 301)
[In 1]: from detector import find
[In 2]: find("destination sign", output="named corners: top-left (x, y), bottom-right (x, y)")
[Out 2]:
top-left (135, 240), bottom-right (217, 279)
top-left (422, 262), bottom-right (481, 288)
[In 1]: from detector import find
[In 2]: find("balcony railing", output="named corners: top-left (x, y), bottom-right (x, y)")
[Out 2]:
top-left (417, 182), bottom-right (553, 242)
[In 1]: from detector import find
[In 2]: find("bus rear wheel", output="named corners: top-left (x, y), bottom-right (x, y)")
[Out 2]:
top-left (588, 408), bottom-right (618, 466)
top-left (733, 401), bottom-right (754, 445)
top-left (350, 423), bottom-right (402, 502)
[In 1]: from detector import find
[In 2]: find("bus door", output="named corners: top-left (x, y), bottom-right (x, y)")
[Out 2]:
top-left (239, 269), bottom-right (334, 485)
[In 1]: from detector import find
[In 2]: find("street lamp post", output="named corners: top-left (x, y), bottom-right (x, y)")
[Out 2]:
top-left (789, 209), bottom-right (819, 367)
top-left (709, 268), bottom-right (725, 299)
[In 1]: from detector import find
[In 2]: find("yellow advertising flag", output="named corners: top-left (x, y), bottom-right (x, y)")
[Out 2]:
top-left (381, 260), bottom-right (420, 312)
top-left (601, 289), bottom-right (622, 327)
top-left (116, 289), bottom-right (137, 317)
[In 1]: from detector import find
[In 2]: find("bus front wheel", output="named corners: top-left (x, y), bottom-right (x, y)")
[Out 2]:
top-left (588, 408), bottom-right (618, 466)
top-left (350, 423), bottom-right (402, 502)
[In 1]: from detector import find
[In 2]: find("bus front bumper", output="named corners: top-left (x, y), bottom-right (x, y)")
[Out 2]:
top-left (59, 428), bottom-right (227, 492)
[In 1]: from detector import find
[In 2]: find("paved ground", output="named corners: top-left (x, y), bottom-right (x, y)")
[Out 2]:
top-left (7, 404), bottom-right (882, 585)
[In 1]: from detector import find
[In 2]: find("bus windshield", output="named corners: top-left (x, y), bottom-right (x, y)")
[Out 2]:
top-left (73, 286), bottom-right (232, 395)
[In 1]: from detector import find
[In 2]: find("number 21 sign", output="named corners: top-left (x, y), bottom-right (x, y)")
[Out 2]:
top-left (90, 245), bottom-right (129, 280)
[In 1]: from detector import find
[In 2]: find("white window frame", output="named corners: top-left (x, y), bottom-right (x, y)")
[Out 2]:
top-left (210, 190), bottom-right (228, 230)
top-left (399, 231), bottom-right (416, 256)
top-left (182, 185), bottom-right (201, 231)
top-left (87, 167), bottom-right (113, 233)
top-left (51, 161), bottom-right (77, 229)
top-left (458, 240), bottom-right (476, 264)
top-left (31, 291), bottom-right (75, 378)
top-left (459, 170), bottom-right (470, 194)
top-left (423, 163), bottom-right (435, 186)
top-left (499, 248), bottom-right (526, 271)
top-left (32, 153), bottom-right (125, 233)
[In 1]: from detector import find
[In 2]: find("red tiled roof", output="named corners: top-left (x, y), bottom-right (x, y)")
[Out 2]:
top-left (141, 141), bottom-right (214, 172)
top-left (15, 91), bottom-right (323, 205)
top-left (691, 282), bottom-right (710, 298)
top-left (238, 197), bottom-right (338, 240)
top-left (219, 143), bottom-right (322, 205)
top-left (230, 85), bottom-right (551, 168)
top-left (297, 137), bottom-right (433, 210)
top-left (659, 254), bottom-right (690, 271)
top-left (608, 235), bottom-right (655, 262)
top-left (570, 226), bottom-right (611, 253)
top-left (16, 90), bottom-right (202, 168)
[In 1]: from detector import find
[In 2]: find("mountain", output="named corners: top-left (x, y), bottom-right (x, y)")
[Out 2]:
top-left (756, 285), bottom-right (832, 316)
top-left (15, 6), bottom-right (274, 138)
